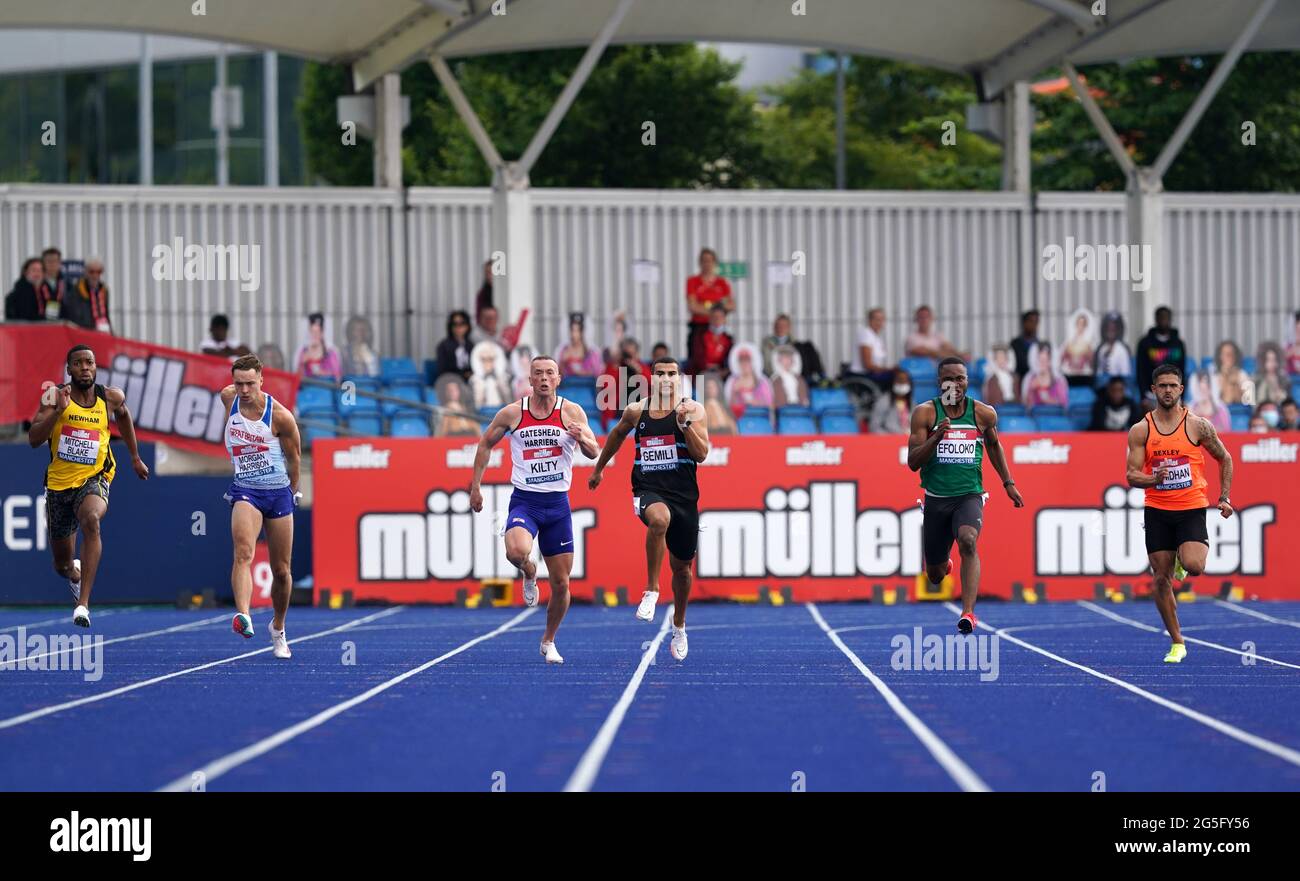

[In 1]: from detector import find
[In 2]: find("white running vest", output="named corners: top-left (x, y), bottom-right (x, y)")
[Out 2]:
top-left (224, 393), bottom-right (290, 489)
top-left (508, 396), bottom-right (577, 492)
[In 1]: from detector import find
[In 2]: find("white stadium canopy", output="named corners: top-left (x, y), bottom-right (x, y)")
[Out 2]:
top-left (2, 0), bottom-right (1296, 338)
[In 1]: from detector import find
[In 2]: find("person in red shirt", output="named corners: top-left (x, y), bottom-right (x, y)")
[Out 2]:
top-left (599, 338), bottom-right (652, 428)
top-left (689, 305), bottom-right (734, 377)
top-left (685, 248), bottom-right (734, 363)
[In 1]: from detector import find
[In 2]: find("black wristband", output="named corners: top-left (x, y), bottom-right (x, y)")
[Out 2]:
top-left (1003, 479), bottom-right (1015, 488)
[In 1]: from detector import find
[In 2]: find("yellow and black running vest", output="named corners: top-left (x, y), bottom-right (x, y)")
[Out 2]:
top-left (45, 384), bottom-right (116, 491)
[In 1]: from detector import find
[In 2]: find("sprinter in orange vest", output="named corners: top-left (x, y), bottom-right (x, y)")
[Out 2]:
top-left (1126, 363), bottom-right (1235, 663)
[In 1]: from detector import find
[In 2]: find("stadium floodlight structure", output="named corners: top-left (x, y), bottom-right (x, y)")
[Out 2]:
top-left (3, 0), bottom-right (1298, 345)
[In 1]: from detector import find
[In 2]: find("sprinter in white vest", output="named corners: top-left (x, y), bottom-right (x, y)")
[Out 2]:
top-left (470, 355), bottom-right (600, 664)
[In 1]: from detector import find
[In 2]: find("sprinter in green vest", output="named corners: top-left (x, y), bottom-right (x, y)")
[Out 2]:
top-left (907, 357), bottom-right (1024, 633)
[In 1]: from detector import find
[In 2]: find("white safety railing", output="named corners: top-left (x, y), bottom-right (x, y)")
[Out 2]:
top-left (4, 184), bottom-right (1297, 373)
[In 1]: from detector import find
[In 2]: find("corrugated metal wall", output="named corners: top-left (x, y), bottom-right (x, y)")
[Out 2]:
top-left (4, 184), bottom-right (1297, 373)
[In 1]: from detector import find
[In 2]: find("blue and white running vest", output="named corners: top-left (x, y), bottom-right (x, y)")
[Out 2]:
top-left (224, 394), bottom-right (290, 489)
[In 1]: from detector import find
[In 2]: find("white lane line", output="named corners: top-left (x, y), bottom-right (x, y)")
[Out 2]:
top-left (14, 612), bottom-right (233, 665)
top-left (943, 603), bottom-right (1300, 770)
top-left (564, 607), bottom-right (674, 793)
top-left (1214, 600), bottom-right (1300, 629)
top-left (807, 603), bottom-right (991, 793)
top-left (0, 606), bottom-right (141, 634)
top-left (1077, 601), bottom-right (1300, 671)
top-left (157, 606), bottom-right (537, 792)
top-left (0, 607), bottom-right (404, 731)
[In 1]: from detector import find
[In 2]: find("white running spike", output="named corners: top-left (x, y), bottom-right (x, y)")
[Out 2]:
top-left (271, 627), bottom-right (292, 659)
top-left (540, 641), bottom-right (565, 664)
top-left (636, 590), bottom-right (659, 622)
top-left (670, 626), bottom-right (688, 661)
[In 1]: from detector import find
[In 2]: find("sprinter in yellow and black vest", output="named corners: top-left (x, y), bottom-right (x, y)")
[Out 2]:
top-left (908, 357), bottom-right (1025, 635)
top-left (27, 345), bottom-right (150, 627)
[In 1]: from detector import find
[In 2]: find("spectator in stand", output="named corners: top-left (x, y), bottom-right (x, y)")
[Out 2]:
top-left (469, 341), bottom-right (511, 410)
top-left (981, 345), bottom-right (1018, 405)
top-left (4, 257), bottom-right (46, 321)
top-left (295, 312), bottom-right (342, 382)
top-left (1010, 309), bottom-right (1040, 390)
top-left (1255, 400), bottom-right (1282, 430)
top-left (1248, 415), bottom-right (1269, 433)
top-left (869, 368), bottom-right (913, 434)
top-left (341, 315), bottom-right (380, 377)
top-left (606, 310), bottom-right (632, 362)
top-left (650, 341), bottom-right (672, 365)
top-left (554, 312), bottom-right (603, 377)
top-left (599, 337), bottom-right (652, 425)
top-left (1060, 307), bottom-right (1097, 386)
top-left (762, 313), bottom-right (827, 384)
top-left (851, 307), bottom-right (894, 385)
top-left (1022, 342), bottom-right (1068, 412)
top-left (699, 372), bottom-right (737, 436)
top-left (1211, 340), bottom-right (1252, 405)
top-left (1286, 311), bottom-right (1300, 375)
top-left (435, 310), bottom-right (474, 383)
top-left (510, 344), bottom-right (536, 399)
top-left (905, 304), bottom-right (969, 363)
top-left (474, 305), bottom-right (507, 350)
top-left (725, 343), bottom-right (773, 420)
top-left (1279, 398), bottom-right (1299, 430)
top-left (770, 344), bottom-right (809, 409)
top-left (39, 247), bottom-right (66, 320)
top-left (685, 248), bottom-right (734, 361)
top-left (1253, 342), bottom-right (1292, 406)
top-left (433, 374), bottom-right (481, 437)
top-left (256, 343), bottom-right (286, 371)
top-left (1135, 306), bottom-right (1187, 399)
top-left (475, 259), bottom-right (494, 317)
top-left (1189, 370), bottom-right (1230, 431)
top-left (201, 314), bottom-right (252, 359)
top-left (1093, 311), bottom-right (1132, 378)
top-left (62, 257), bottom-right (112, 333)
top-left (1088, 376), bottom-right (1141, 432)
top-left (689, 305), bottom-right (734, 376)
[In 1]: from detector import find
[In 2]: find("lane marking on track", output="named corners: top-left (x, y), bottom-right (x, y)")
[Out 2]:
top-left (0, 608), bottom-right (402, 731)
top-left (808, 603), bottom-right (991, 793)
top-left (944, 603), bottom-right (1300, 769)
top-left (156, 607), bottom-right (537, 792)
top-left (564, 606), bottom-right (674, 793)
top-left (13, 612), bottom-right (234, 665)
top-left (1214, 600), bottom-right (1300, 629)
top-left (0, 606), bottom-right (143, 634)
top-left (1078, 601), bottom-right (1300, 671)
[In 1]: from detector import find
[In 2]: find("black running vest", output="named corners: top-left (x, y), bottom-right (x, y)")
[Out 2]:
top-left (631, 402), bottom-right (699, 503)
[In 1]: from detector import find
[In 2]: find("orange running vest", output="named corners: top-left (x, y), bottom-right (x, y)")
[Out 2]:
top-left (1142, 409), bottom-right (1208, 510)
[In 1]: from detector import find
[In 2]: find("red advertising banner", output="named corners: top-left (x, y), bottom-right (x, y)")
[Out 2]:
top-left (0, 323), bottom-right (298, 457)
top-left (312, 432), bottom-right (1300, 604)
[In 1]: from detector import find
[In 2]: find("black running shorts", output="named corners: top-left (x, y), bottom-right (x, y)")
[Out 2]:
top-left (633, 491), bottom-right (699, 562)
top-left (921, 492), bottom-right (985, 567)
top-left (1143, 506), bottom-right (1209, 554)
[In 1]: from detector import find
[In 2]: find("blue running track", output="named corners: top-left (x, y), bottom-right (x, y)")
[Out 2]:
top-left (1, 600), bottom-right (1298, 792)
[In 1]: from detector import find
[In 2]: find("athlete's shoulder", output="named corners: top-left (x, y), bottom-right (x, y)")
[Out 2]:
top-left (909, 399), bottom-right (937, 423)
top-left (1128, 415), bottom-right (1150, 444)
top-left (497, 399), bottom-right (523, 427)
top-left (561, 397), bottom-right (589, 422)
top-left (271, 397), bottom-right (297, 425)
top-left (973, 400), bottom-right (997, 426)
top-left (102, 385), bottom-right (126, 408)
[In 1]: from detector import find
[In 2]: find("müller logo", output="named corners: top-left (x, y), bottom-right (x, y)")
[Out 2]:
top-left (786, 440), bottom-right (844, 466)
top-left (1013, 438), bottom-right (1071, 465)
top-left (445, 444), bottom-right (503, 469)
top-left (333, 443), bottom-right (392, 470)
top-left (94, 353), bottom-right (229, 442)
top-left (1240, 437), bottom-right (1298, 463)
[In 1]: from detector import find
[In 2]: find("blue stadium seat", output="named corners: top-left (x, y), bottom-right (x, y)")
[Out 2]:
top-left (738, 415), bottom-right (773, 435)
top-left (299, 409), bottom-right (340, 449)
top-left (380, 357), bottom-right (422, 382)
top-left (1230, 413), bottom-right (1250, 432)
top-left (900, 357), bottom-right (937, 380)
top-left (298, 408), bottom-right (339, 428)
top-left (1035, 415), bottom-right (1074, 432)
top-left (390, 410), bottom-right (432, 437)
top-left (1031, 404), bottom-right (1065, 418)
top-left (478, 406), bottom-right (498, 420)
top-left (999, 415), bottom-right (1037, 433)
top-left (821, 415), bottom-right (860, 435)
top-left (810, 387), bottom-right (851, 414)
top-left (819, 406), bottom-right (856, 421)
top-left (423, 386), bottom-right (440, 406)
top-left (744, 406), bottom-right (772, 421)
top-left (295, 384), bottom-right (336, 413)
top-left (562, 385), bottom-right (598, 413)
top-left (778, 414), bottom-right (818, 435)
top-left (1068, 385), bottom-right (1095, 408)
top-left (1242, 356), bottom-right (1256, 374)
top-left (423, 359), bottom-right (439, 386)
top-left (1228, 403), bottom-right (1252, 419)
top-left (382, 382), bottom-right (425, 417)
top-left (338, 376), bottom-right (381, 413)
top-left (300, 424), bottom-right (336, 449)
top-left (558, 375), bottom-right (597, 395)
top-left (912, 381), bottom-right (940, 403)
top-left (997, 403), bottom-right (1026, 418)
top-left (346, 412), bottom-right (384, 437)
top-left (778, 405), bottom-right (814, 419)
top-left (1068, 405), bottom-right (1092, 431)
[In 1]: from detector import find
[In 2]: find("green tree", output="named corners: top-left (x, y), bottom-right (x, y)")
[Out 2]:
top-left (298, 45), bottom-right (761, 188)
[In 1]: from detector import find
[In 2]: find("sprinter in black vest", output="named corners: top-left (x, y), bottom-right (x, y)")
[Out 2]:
top-left (589, 356), bottom-right (710, 661)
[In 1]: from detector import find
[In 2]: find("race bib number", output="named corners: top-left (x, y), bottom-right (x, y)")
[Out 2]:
top-left (936, 428), bottom-right (979, 464)
top-left (523, 445), bottom-right (564, 484)
top-left (232, 443), bottom-right (274, 479)
top-left (1154, 456), bottom-right (1193, 491)
top-left (57, 425), bottom-right (99, 465)
top-left (638, 435), bottom-right (679, 471)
